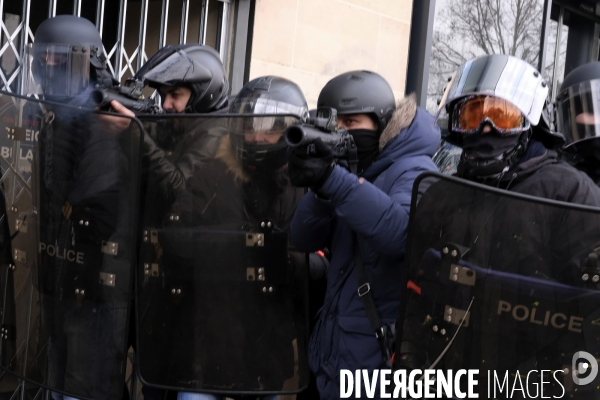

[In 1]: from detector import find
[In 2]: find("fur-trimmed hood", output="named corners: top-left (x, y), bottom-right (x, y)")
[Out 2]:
top-left (214, 134), bottom-right (252, 183)
top-left (362, 93), bottom-right (441, 180)
top-left (379, 93), bottom-right (419, 150)
top-left (214, 134), bottom-right (288, 184)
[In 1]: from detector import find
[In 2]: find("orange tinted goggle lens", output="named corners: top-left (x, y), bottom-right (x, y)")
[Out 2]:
top-left (458, 97), bottom-right (524, 130)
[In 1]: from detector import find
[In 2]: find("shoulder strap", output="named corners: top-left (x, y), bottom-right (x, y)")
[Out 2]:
top-left (355, 241), bottom-right (396, 368)
top-left (355, 243), bottom-right (384, 338)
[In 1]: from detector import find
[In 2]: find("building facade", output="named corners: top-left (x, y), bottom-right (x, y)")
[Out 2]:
top-left (0, 0), bottom-right (413, 108)
top-left (1, 0), bottom-right (599, 107)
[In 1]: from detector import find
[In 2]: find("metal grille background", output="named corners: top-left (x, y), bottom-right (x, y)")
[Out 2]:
top-left (0, 0), bottom-right (233, 95)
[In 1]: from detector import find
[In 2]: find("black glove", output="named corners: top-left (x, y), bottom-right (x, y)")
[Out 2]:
top-left (287, 138), bottom-right (335, 188)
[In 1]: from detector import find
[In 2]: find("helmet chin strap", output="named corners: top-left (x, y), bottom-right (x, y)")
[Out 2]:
top-left (458, 130), bottom-right (531, 180)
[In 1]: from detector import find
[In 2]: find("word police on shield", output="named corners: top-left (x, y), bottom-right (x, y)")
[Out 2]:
top-left (572, 351), bottom-right (599, 386)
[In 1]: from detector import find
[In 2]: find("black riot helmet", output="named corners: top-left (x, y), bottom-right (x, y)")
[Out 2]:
top-left (25, 15), bottom-right (112, 100)
top-left (317, 70), bottom-right (395, 133)
top-left (557, 62), bottom-right (600, 157)
top-left (137, 44), bottom-right (229, 113)
top-left (438, 54), bottom-right (552, 146)
top-left (436, 54), bottom-right (559, 179)
top-left (229, 76), bottom-right (308, 172)
top-left (34, 15), bottom-right (106, 69)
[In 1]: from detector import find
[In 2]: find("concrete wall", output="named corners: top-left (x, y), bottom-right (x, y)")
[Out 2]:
top-left (249, 0), bottom-right (413, 108)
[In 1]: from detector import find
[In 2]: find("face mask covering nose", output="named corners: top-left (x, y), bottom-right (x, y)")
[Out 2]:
top-left (348, 128), bottom-right (380, 173)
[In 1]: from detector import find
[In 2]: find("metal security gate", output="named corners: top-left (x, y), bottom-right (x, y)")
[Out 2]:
top-left (0, 0), bottom-right (235, 96)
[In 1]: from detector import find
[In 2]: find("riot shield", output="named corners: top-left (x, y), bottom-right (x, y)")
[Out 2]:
top-left (397, 172), bottom-right (600, 398)
top-left (135, 114), bottom-right (309, 395)
top-left (0, 92), bottom-right (142, 400)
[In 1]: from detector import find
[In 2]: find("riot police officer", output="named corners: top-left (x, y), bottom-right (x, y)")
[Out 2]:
top-left (124, 43), bottom-right (231, 201)
top-left (161, 76), bottom-right (308, 400)
top-left (132, 44), bottom-right (231, 224)
top-left (139, 44), bottom-right (229, 114)
top-left (19, 15), bottom-right (138, 400)
top-left (132, 44), bottom-right (230, 400)
top-left (398, 55), bottom-right (600, 395)
top-left (416, 54), bottom-right (600, 286)
top-left (556, 61), bottom-right (600, 185)
top-left (434, 54), bottom-right (597, 201)
top-left (25, 15), bottom-right (115, 105)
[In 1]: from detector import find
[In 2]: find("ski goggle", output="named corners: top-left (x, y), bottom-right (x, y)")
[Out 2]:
top-left (452, 95), bottom-right (529, 135)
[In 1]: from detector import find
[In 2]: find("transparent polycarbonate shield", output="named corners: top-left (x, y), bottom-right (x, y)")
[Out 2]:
top-left (397, 172), bottom-right (600, 398)
top-left (22, 43), bottom-right (91, 98)
top-left (558, 78), bottom-right (600, 153)
top-left (0, 92), bottom-right (142, 400)
top-left (135, 114), bottom-right (309, 395)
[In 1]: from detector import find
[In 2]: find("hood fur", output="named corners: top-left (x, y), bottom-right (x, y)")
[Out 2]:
top-left (215, 135), bottom-right (288, 183)
top-left (215, 134), bottom-right (252, 183)
top-left (379, 93), bottom-right (417, 151)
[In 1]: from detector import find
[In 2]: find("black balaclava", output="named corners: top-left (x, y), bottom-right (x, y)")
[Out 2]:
top-left (241, 141), bottom-right (288, 175)
top-left (348, 117), bottom-right (381, 173)
top-left (457, 127), bottom-right (530, 179)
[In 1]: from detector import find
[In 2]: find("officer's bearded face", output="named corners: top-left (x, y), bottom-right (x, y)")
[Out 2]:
top-left (160, 85), bottom-right (192, 114)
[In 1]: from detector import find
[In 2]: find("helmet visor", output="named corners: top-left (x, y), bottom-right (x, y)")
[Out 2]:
top-left (228, 114), bottom-right (300, 171)
top-left (230, 115), bottom-right (300, 146)
top-left (453, 95), bottom-right (528, 135)
top-left (23, 43), bottom-right (90, 97)
top-left (437, 54), bottom-right (548, 128)
top-left (229, 94), bottom-right (307, 160)
top-left (243, 116), bottom-right (298, 136)
top-left (135, 45), bottom-right (176, 81)
top-left (143, 50), bottom-right (211, 88)
top-left (230, 95), bottom-right (308, 120)
top-left (558, 78), bottom-right (600, 150)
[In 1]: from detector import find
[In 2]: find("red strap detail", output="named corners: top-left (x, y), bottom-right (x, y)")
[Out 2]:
top-left (316, 250), bottom-right (325, 257)
top-left (407, 280), bottom-right (421, 295)
top-left (391, 352), bottom-right (396, 364)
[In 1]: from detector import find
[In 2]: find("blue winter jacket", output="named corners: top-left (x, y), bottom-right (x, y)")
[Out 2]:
top-left (290, 95), bottom-right (440, 399)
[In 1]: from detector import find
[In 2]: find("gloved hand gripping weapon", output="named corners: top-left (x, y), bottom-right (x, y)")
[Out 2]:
top-left (91, 78), bottom-right (161, 114)
top-left (284, 107), bottom-right (358, 174)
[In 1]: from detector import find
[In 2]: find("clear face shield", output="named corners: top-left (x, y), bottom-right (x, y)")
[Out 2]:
top-left (142, 50), bottom-right (211, 88)
top-left (236, 115), bottom-right (299, 147)
top-left (229, 96), bottom-right (307, 148)
top-left (228, 96), bottom-right (305, 171)
top-left (436, 55), bottom-right (549, 138)
top-left (23, 43), bottom-right (90, 98)
top-left (557, 79), bottom-right (600, 152)
top-left (230, 95), bottom-right (308, 119)
top-left (230, 114), bottom-right (300, 167)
